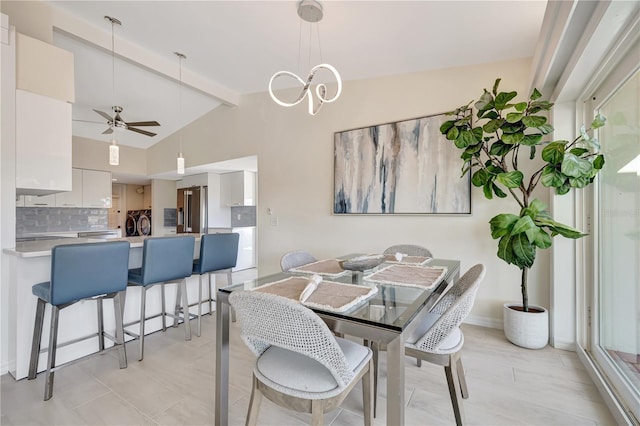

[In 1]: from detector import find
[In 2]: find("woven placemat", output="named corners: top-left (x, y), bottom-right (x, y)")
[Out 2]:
top-left (252, 276), bottom-right (377, 313)
top-left (383, 254), bottom-right (432, 266)
top-left (364, 264), bottom-right (447, 289)
top-left (289, 259), bottom-right (349, 278)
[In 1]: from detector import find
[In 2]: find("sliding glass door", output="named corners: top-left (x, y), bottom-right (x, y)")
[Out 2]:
top-left (589, 49), bottom-right (639, 421)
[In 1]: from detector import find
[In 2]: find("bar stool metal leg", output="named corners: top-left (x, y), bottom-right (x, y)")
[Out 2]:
top-left (197, 274), bottom-right (203, 337)
top-left (208, 272), bottom-right (213, 315)
top-left (113, 291), bottom-right (127, 369)
top-left (174, 284), bottom-right (181, 328)
top-left (97, 298), bottom-right (105, 351)
top-left (181, 278), bottom-right (192, 341)
top-left (44, 306), bottom-right (60, 401)
top-left (28, 298), bottom-right (47, 380)
top-left (138, 286), bottom-right (147, 361)
top-left (161, 283), bottom-right (167, 332)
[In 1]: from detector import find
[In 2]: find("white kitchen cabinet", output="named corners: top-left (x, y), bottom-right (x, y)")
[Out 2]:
top-left (23, 194), bottom-right (56, 207)
top-left (55, 168), bottom-right (83, 207)
top-left (82, 169), bottom-right (112, 208)
top-left (220, 171), bottom-right (255, 207)
top-left (15, 89), bottom-right (72, 196)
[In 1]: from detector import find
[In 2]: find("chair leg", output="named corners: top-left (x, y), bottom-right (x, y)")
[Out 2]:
top-left (28, 298), bottom-right (46, 380)
top-left (457, 356), bottom-right (469, 399)
top-left (207, 272), bottom-right (213, 315)
top-left (161, 283), bottom-right (167, 331)
top-left (181, 279), bottom-right (192, 341)
top-left (97, 298), bottom-right (105, 351)
top-left (44, 306), bottom-right (60, 401)
top-left (113, 291), bottom-right (127, 369)
top-left (246, 375), bottom-right (262, 426)
top-left (174, 282), bottom-right (182, 328)
top-left (445, 353), bottom-right (465, 426)
top-left (416, 358), bottom-right (422, 367)
top-left (226, 270), bottom-right (237, 323)
top-left (362, 358), bottom-right (374, 424)
top-left (197, 274), bottom-right (203, 337)
top-left (311, 399), bottom-right (324, 426)
top-left (138, 286), bottom-right (147, 361)
top-left (371, 341), bottom-right (379, 418)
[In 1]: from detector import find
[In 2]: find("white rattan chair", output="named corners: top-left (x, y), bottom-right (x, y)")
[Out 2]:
top-left (371, 263), bottom-right (485, 425)
top-left (280, 250), bottom-right (318, 271)
top-left (229, 290), bottom-right (374, 426)
top-left (383, 244), bottom-right (433, 258)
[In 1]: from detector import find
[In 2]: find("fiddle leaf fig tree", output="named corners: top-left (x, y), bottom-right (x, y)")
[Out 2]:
top-left (439, 78), bottom-right (606, 312)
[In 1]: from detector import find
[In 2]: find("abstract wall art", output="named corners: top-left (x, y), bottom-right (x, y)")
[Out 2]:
top-left (334, 112), bottom-right (471, 214)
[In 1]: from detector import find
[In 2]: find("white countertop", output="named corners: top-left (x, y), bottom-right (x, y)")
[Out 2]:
top-left (3, 234), bottom-right (201, 258)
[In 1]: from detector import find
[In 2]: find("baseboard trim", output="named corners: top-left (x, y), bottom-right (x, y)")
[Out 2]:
top-left (1, 360), bottom-right (15, 377)
top-left (464, 314), bottom-right (502, 330)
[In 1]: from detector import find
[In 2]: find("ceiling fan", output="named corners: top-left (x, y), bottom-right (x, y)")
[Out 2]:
top-left (92, 105), bottom-right (160, 137)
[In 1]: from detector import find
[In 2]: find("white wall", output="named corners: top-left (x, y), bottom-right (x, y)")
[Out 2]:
top-left (148, 57), bottom-right (550, 328)
top-left (152, 178), bottom-right (177, 236)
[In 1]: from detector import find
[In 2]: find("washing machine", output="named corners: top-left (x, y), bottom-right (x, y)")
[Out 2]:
top-left (125, 210), bottom-right (140, 236)
top-left (137, 209), bottom-right (152, 236)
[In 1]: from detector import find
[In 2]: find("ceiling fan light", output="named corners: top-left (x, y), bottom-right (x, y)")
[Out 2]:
top-left (177, 154), bottom-right (185, 175)
top-left (109, 140), bottom-right (119, 166)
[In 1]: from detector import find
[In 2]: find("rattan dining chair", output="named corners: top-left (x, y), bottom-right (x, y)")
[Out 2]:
top-left (229, 290), bottom-right (374, 426)
top-left (371, 263), bottom-right (485, 425)
top-left (383, 244), bottom-right (433, 258)
top-left (280, 250), bottom-right (318, 271)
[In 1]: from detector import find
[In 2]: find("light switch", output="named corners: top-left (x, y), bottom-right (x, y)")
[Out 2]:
top-left (237, 214), bottom-right (241, 220)
top-left (270, 216), bottom-right (278, 226)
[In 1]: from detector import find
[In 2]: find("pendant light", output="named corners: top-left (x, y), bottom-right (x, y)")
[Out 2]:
top-left (105, 16), bottom-right (121, 165)
top-left (175, 52), bottom-right (186, 175)
top-left (268, 0), bottom-right (341, 115)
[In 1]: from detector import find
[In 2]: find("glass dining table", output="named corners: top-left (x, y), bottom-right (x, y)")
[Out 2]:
top-left (214, 257), bottom-right (460, 425)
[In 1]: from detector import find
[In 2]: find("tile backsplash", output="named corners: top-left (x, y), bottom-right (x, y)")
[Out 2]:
top-left (231, 206), bottom-right (256, 227)
top-left (16, 207), bottom-right (108, 236)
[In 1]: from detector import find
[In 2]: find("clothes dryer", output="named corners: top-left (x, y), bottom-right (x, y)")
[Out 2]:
top-left (137, 209), bottom-right (152, 236)
top-left (125, 210), bottom-right (140, 236)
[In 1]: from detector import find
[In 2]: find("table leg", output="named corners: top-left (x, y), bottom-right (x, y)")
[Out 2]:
top-left (215, 291), bottom-right (230, 426)
top-left (386, 333), bottom-right (405, 425)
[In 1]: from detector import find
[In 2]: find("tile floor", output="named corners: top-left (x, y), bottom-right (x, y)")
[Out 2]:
top-left (1, 269), bottom-right (617, 425)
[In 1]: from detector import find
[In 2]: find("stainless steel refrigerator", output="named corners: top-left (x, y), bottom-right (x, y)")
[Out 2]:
top-left (177, 186), bottom-right (208, 233)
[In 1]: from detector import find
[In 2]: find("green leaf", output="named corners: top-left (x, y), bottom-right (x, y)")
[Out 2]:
top-left (521, 134), bottom-right (543, 146)
top-left (530, 88), bottom-right (542, 100)
top-left (497, 235), bottom-right (515, 265)
top-left (569, 176), bottom-right (589, 188)
top-left (471, 126), bottom-right (484, 142)
top-left (483, 119), bottom-right (504, 133)
top-left (511, 233), bottom-right (536, 268)
top-left (483, 181), bottom-right (493, 199)
top-left (570, 148), bottom-right (589, 156)
top-left (496, 171), bottom-right (523, 188)
top-left (495, 91), bottom-right (518, 109)
top-left (480, 111), bottom-right (499, 120)
top-left (530, 145), bottom-right (536, 160)
top-left (454, 116), bottom-right (472, 126)
top-left (501, 122), bottom-right (524, 134)
top-left (526, 227), bottom-right (552, 249)
top-left (561, 153), bottom-right (593, 177)
top-left (475, 91), bottom-right (493, 112)
top-left (446, 126), bottom-right (460, 141)
top-left (511, 215), bottom-right (536, 235)
top-left (521, 199), bottom-right (548, 219)
top-left (556, 182), bottom-right (571, 195)
top-left (464, 143), bottom-right (482, 156)
top-left (529, 100), bottom-right (554, 112)
top-left (591, 113), bottom-right (606, 129)
top-left (541, 165), bottom-right (567, 188)
top-left (538, 124), bottom-right (554, 135)
top-left (514, 102), bottom-right (527, 112)
top-left (536, 218), bottom-right (586, 239)
top-left (471, 168), bottom-right (490, 187)
top-left (489, 141), bottom-right (513, 156)
top-left (502, 132), bottom-right (524, 144)
top-left (490, 213), bottom-right (519, 238)
top-left (593, 154), bottom-right (605, 169)
top-left (492, 183), bottom-right (507, 198)
top-left (541, 142), bottom-right (565, 164)
top-left (522, 116), bottom-right (547, 127)
top-left (492, 78), bottom-right (501, 96)
top-left (439, 120), bottom-right (456, 134)
top-left (506, 112), bottom-right (523, 123)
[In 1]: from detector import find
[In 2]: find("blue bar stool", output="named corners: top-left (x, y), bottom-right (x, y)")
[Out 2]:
top-left (28, 241), bottom-right (130, 401)
top-left (191, 233), bottom-right (239, 336)
top-left (125, 236), bottom-right (195, 361)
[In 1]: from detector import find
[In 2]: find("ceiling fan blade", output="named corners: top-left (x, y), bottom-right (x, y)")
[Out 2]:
top-left (73, 119), bottom-right (104, 124)
top-left (125, 120), bottom-right (160, 127)
top-left (128, 127), bottom-right (156, 137)
top-left (93, 109), bottom-right (113, 121)
top-left (102, 128), bottom-right (114, 135)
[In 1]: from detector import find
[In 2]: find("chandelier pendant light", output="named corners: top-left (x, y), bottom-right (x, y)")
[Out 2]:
top-left (105, 16), bottom-right (121, 165)
top-left (268, 0), bottom-right (342, 115)
top-left (175, 52), bottom-right (186, 175)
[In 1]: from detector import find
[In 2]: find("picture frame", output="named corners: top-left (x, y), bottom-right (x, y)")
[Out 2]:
top-left (334, 112), bottom-right (471, 214)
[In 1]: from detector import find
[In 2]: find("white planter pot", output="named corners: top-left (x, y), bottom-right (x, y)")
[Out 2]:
top-left (503, 303), bottom-right (549, 349)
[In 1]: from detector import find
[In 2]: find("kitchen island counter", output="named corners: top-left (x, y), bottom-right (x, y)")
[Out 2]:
top-left (3, 235), bottom-right (206, 379)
